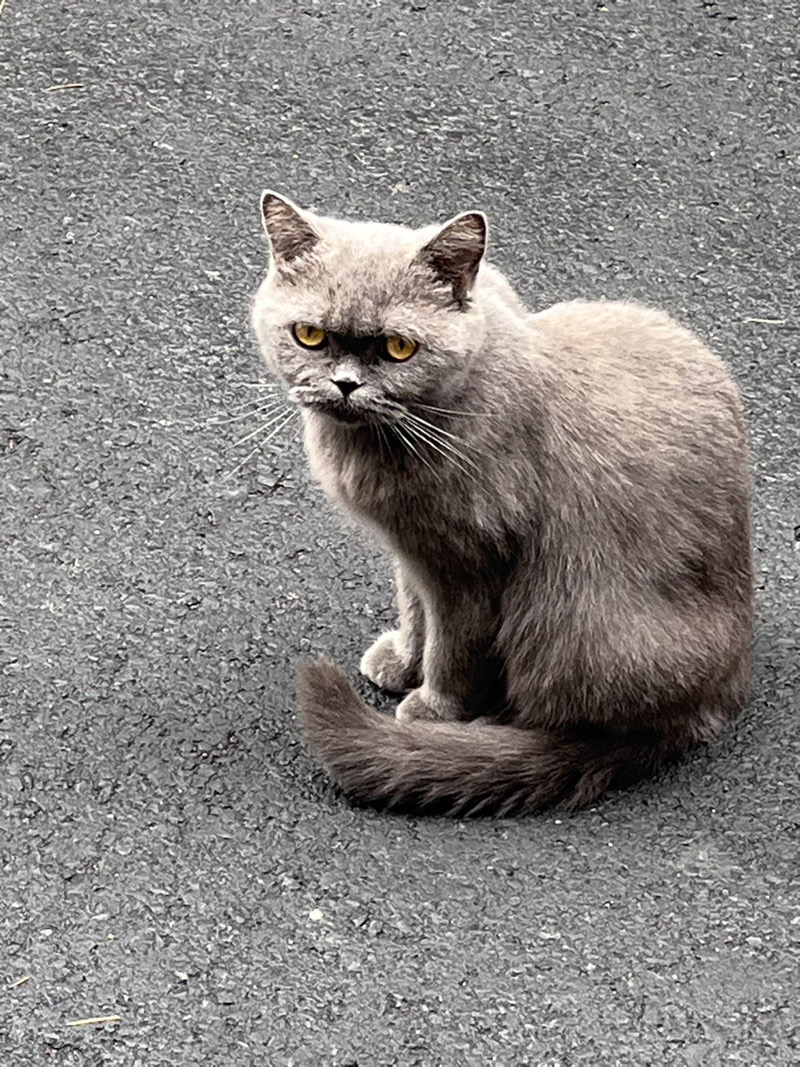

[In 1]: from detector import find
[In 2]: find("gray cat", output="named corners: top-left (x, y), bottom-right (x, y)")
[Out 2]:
top-left (251, 192), bottom-right (753, 816)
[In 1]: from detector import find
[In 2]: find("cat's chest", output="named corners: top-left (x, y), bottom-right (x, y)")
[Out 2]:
top-left (325, 443), bottom-right (446, 527)
top-left (305, 418), bottom-right (488, 556)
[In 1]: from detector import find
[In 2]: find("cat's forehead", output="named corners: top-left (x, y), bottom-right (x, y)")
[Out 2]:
top-left (316, 215), bottom-right (420, 259)
top-left (297, 219), bottom-right (437, 332)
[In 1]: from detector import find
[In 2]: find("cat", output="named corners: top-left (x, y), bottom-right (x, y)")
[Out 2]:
top-left (251, 191), bottom-right (753, 816)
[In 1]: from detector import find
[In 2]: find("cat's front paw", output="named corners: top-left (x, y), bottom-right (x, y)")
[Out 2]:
top-left (395, 687), bottom-right (461, 723)
top-left (360, 631), bottom-right (421, 693)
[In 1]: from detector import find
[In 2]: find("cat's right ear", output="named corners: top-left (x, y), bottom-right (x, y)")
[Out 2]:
top-left (260, 191), bottom-right (320, 265)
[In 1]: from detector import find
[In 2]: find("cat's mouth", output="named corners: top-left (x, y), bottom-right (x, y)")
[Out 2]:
top-left (311, 399), bottom-right (373, 425)
top-left (305, 400), bottom-right (399, 426)
top-left (289, 385), bottom-right (402, 426)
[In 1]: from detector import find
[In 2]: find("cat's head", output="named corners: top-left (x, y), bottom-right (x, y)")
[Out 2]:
top-left (251, 193), bottom-right (488, 426)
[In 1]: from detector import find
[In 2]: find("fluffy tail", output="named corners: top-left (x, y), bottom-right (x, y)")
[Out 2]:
top-left (298, 659), bottom-right (684, 816)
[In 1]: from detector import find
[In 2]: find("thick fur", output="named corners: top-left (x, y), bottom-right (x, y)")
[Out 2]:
top-left (252, 194), bottom-right (753, 816)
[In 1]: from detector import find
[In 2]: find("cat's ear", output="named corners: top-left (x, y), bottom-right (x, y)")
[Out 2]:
top-left (418, 211), bottom-right (488, 307)
top-left (260, 191), bottom-right (320, 265)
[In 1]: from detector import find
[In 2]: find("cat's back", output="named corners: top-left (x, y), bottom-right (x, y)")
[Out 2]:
top-left (528, 298), bottom-right (744, 437)
top-left (530, 299), bottom-right (732, 390)
top-left (519, 300), bottom-right (751, 637)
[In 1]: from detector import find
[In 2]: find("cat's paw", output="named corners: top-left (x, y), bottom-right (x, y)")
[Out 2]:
top-left (395, 687), bottom-right (460, 723)
top-left (360, 631), bottom-right (421, 693)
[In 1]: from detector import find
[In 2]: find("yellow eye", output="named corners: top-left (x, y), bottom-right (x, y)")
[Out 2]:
top-left (384, 335), bottom-right (418, 362)
top-left (292, 323), bottom-right (328, 348)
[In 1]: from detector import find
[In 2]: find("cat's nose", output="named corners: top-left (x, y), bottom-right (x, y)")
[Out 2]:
top-left (331, 375), bottom-right (363, 398)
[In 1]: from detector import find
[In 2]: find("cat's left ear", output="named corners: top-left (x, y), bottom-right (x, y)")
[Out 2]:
top-left (418, 211), bottom-right (488, 308)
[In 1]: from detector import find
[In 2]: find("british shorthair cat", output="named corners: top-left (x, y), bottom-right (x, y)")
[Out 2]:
top-left (251, 192), bottom-right (752, 816)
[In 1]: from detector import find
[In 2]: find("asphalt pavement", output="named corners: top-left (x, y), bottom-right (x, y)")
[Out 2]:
top-left (1, 0), bottom-right (798, 1063)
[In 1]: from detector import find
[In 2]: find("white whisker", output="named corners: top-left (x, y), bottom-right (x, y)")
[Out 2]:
top-left (223, 410), bottom-right (297, 481)
top-left (402, 410), bottom-right (486, 458)
top-left (230, 405), bottom-right (291, 448)
top-left (409, 401), bottom-right (494, 418)
top-left (392, 423), bottom-right (442, 481)
top-left (208, 400), bottom-right (287, 426)
top-left (232, 381), bottom-right (281, 389)
top-left (223, 444), bottom-right (263, 481)
top-left (401, 416), bottom-right (482, 474)
top-left (224, 391), bottom-right (285, 412)
top-left (260, 409), bottom-right (296, 446)
top-left (401, 419), bottom-right (480, 482)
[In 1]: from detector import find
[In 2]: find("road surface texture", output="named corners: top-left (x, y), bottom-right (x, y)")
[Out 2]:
top-left (2, 1), bottom-right (798, 1064)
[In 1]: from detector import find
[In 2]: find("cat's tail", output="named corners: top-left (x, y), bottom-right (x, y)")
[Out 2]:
top-left (298, 659), bottom-right (683, 816)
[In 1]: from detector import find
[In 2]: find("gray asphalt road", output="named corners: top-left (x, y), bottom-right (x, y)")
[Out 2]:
top-left (2, 1), bottom-right (798, 1064)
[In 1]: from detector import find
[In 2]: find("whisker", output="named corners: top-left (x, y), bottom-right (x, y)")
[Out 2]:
top-left (208, 400), bottom-right (287, 426)
top-left (223, 410), bottom-right (297, 481)
top-left (409, 401), bottom-right (494, 418)
top-left (391, 423), bottom-right (442, 481)
top-left (401, 417), bottom-right (482, 474)
top-left (223, 444), bottom-right (263, 481)
top-left (402, 421), bottom-right (467, 480)
top-left (402, 410), bottom-right (485, 456)
top-left (230, 406), bottom-right (291, 448)
top-left (231, 381), bottom-right (281, 389)
top-left (402, 423), bottom-right (458, 482)
top-left (173, 397), bottom-right (283, 430)
top-left (401, 419), bottom-right (480, 483)
top-left (260, 409), bottom-right (296, 447)
top-left (223, 391), bottom-right (286, 413)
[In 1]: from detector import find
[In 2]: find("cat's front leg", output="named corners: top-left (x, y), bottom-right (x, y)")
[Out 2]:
top-left (360, 564), bottom-right (425, 693)
top-left (396, 588), bottom-right (499, 724)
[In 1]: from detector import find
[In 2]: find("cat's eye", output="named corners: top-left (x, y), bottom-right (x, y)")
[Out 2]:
top-left (292, 323), bottom-right (328, 348)
top-left (384, 335), bottom-right (418, 362)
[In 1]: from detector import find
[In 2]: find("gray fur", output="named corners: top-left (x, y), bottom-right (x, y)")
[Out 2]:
top-left (252, 193), bottom-right (753, 816)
